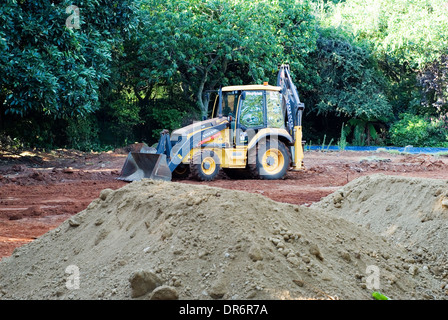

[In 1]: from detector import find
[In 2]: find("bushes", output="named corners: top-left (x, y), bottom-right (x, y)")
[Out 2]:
top-left (389, 113), bottom-right (448, 147)
top-left (138, 98), bottom-right (196, 143)
top-left (65, 115), bottom-right (104, 152)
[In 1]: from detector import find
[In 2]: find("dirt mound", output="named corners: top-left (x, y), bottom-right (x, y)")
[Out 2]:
top-left (0, 179), bottom-right (445, 300)
top-left (313, 174), bottom-right (448, 283)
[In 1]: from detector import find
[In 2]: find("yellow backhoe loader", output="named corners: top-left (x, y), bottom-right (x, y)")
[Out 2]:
top-left (118, 64), bottom-right (305, 182)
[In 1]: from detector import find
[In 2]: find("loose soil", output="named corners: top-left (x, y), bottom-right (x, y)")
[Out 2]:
top-left (0, 146), bottom-right (447, 299)
top-left (313, 174), bottom-right (448, 283)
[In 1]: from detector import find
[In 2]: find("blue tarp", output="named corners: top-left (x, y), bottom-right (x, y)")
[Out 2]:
top-left (306, 145), bottom-right (448, 154)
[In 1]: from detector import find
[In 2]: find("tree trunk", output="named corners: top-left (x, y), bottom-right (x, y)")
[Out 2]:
top-left (0, 93), bottom-right (7, 132)
top-left (196, 54), bottom-right (223, 118)
top-left (197, 70), bottom-right (208, 118)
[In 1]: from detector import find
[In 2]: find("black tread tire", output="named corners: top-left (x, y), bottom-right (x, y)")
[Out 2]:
top-left (190, 150), bottom-right (221, 181)
top-left (248, 140), bottom-right (290, 180)
top-left (172, 164), bottom-right (190, 180)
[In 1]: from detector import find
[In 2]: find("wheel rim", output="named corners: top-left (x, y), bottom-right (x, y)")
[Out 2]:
top-left (261, 148), bottom-right (284, 175)
top-left (201, 157), bottom-right (216, 175)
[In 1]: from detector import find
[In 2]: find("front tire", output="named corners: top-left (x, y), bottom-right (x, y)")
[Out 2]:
top-left (248, 140), bottom-right (290, 180)
top-left (172, 163), bottom-right (190, 179)
top-left (190, 150), bottom-right (221, 181)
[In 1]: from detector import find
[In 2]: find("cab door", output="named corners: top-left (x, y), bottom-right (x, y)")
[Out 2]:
top-left (235, 90), bottom-right (266, 146)
top-left (235, 90), bottom-right (285, 146)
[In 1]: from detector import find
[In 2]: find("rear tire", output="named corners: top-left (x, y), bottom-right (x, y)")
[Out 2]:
top-left (190, 150), bottom-right (221, 181)
top-left (248, 140), bottom-right (290, 180)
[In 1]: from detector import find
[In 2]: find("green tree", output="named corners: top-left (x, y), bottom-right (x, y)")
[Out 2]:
top-left (320, 0), bottom-right (448, 114)
top-left (0, 0), bottom-right (138, 148)
top-left (136, 0), bottom-right (318, 117)
top-left (0, 0), bottom-right (137, 118)
top-left (310, 29), bottom-right (392, 121)
top-left (312, 0), bottom-right (448, 146)
top-left (322, 0), bottom-right (448, 67)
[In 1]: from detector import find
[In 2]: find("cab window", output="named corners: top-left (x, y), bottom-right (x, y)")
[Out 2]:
top-left (210, 91), bottom-right (240, 118)
top-left (222, 91), bottom-right (239, 118)
top-left (266, 91), bottom-right (285, 128)
top-left (239, 91), bottom-right (264, 128)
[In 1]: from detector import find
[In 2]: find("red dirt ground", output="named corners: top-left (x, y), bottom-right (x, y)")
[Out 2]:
top-left (1, 146), bottom-right (447, 259)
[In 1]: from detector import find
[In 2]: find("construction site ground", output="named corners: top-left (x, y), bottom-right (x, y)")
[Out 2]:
top-left (1, 145), bottom-right (447, 260)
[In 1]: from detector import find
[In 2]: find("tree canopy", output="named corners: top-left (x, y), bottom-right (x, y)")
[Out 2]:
top-left (134, 0), bottom-right (317, 116)
top-left (322, 0), bottom-right (448, 68)
top-left (0, 0), bottom-right (137, 118)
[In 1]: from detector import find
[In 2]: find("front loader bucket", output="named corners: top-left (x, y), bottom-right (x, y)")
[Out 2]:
top-left (117, 152), bottom-right (172, 182)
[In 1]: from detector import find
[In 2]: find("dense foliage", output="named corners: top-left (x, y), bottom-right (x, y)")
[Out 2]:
top-left (0, 0), bottom-right (138, 149)
top-left (1, 0), bottom-right (447, 150)
top-left (320, 0), bottom-right (448, 146)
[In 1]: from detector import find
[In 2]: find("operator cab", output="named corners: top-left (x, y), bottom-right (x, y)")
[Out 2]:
top-left (209, 84), bottom-right (286, 146)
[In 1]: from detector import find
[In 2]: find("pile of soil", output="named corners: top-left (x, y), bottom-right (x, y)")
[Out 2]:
top-left (0, 179), bottom-right (444, 300)
top-left (313, 174), bottom-right (448, 282)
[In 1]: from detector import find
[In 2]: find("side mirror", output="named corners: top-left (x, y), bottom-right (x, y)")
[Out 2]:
top-left (241, 91), bottom-right (246, 100)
